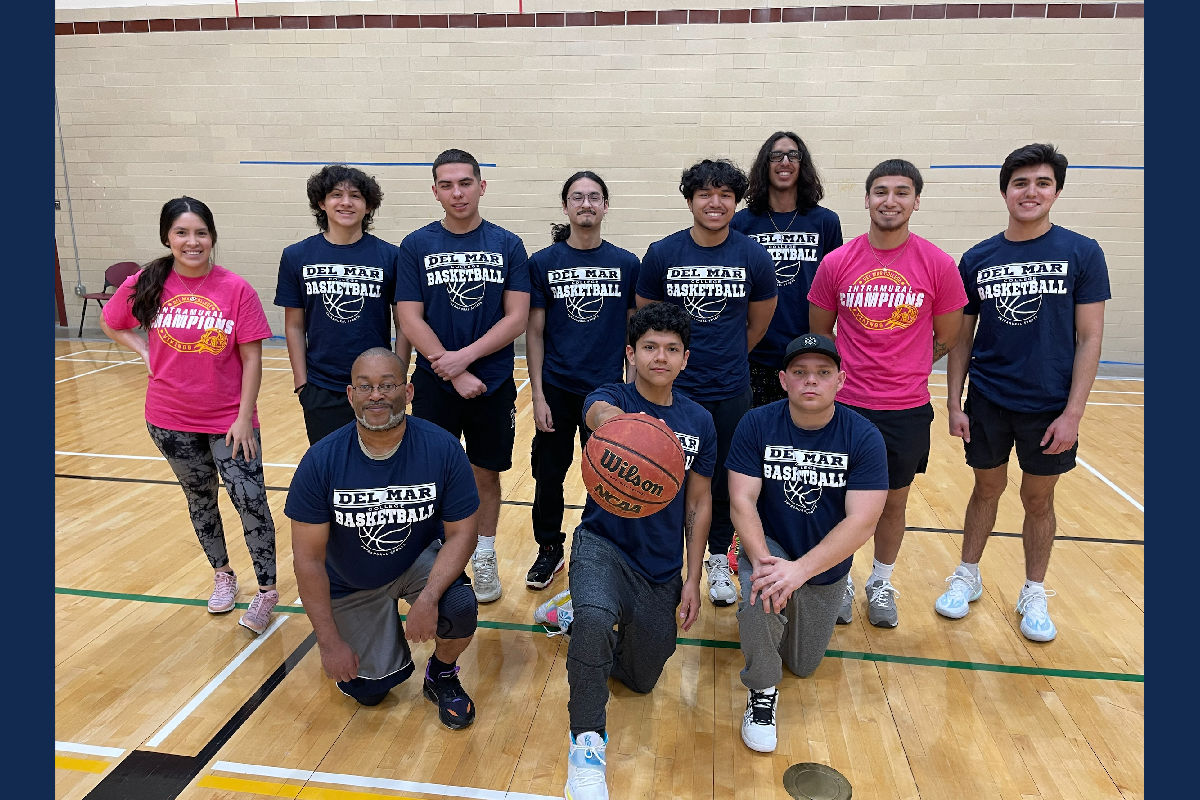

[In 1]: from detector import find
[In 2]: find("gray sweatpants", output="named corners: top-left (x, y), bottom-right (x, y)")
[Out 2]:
top-left (736, 534), bottom-right (845, 690)
top-left (566, 526), bottom-right (682, 735)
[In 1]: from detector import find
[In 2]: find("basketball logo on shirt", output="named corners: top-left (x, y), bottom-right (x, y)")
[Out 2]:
top-left (749, 232), bottom-right (819, 287)
top-left (763, 446), bottom-right (848, 514)
top-left (425, 251), bottom-right (505, 312)
top-left (547, 267), bottom-right (622, 323)
top-left (665, 266), bottom-right (747, 323)
top-left (302, 264), bottom-right (385, 324)
top-left (333, 484), bottom-right (438, 556)
top-left (841, 268), bottom-right (924, 331)
top-left (974, 261), bottom-right (1069, 327)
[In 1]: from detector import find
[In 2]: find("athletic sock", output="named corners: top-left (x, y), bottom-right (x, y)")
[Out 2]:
top-left (958, 562), bottom-right (980, 581)
top-left (477, 535), bottom-right (496, 552)
top-left (1023, 579), bottom-right (1045, 594)
top-left (428, 654), bottom-right (457, 679)
top-left (870, 559), bottom-right (895, 582)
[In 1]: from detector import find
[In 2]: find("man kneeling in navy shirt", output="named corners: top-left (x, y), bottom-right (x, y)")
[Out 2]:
top-left (728, 333), bottom-right (888, 753)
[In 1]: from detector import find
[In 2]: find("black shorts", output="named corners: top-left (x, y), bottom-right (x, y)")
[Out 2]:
top-left (840, 402), bottom-right (933, 490)
top-left (963, 388), bottom-right (1077, 476)
top-left (411, 368), bottom-right (517, 472)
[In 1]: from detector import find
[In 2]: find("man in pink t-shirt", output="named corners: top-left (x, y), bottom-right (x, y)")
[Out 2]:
top-left (808, 159), bottom-right (966, 629)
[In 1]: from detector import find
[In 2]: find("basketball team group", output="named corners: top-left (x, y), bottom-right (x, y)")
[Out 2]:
top-left (98, 132), bottom-right (1110, 799)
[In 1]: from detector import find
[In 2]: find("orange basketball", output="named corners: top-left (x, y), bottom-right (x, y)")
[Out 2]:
top-left (580, 412), bottom-right (686, 519)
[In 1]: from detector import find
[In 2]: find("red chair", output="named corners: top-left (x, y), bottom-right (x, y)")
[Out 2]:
top-left (78, 261), bottom-right (140, 337)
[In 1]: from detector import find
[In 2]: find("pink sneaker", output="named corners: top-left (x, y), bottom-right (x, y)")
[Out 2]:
top-left (238, 589), bottom-right (279, 635)
top-left (208, 571), bottom-right (238, 614)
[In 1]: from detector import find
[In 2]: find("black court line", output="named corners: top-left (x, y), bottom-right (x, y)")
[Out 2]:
top-left (54, 472), bottom-right (1146, 546)
top-left (82, 632), bottom-right (317, 800)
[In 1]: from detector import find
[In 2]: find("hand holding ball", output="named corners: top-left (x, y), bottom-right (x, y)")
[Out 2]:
top-left (581, 413), bottom-right (686, 519)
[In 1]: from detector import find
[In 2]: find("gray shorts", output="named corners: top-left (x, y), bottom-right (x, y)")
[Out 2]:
top-left (331, 539), bottom-right (475, 680)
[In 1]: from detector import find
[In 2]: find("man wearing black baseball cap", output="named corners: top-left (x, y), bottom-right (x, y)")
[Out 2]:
top-left (724, 333), bottom-right (888, 752)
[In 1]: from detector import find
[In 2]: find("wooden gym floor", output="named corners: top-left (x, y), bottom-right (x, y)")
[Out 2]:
top-left (54, 337), bottom-right (1144, 800)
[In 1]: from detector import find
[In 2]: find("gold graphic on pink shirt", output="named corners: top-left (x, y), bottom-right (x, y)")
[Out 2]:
top-left (844, 268), bottom-right (923, 331)
top-left (155, 294), bottom-right (232, 355)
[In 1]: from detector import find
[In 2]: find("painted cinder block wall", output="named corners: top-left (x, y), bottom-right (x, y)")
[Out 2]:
top-left (54, 1), bottom-right (1144, 367)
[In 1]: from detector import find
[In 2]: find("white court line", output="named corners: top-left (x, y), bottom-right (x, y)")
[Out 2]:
top-left (55, 450), bottom-right (301, 470)
top-left (1077, 457), bottom-right (1144, 513)
top-left (56, 359), bottom-right (137, 383)
top-left (55, 741), bottom-right (125, 758)
top-left (144, 610), bottom-right (292, 748)
top-left (212, 760), bottom-right (560, 800)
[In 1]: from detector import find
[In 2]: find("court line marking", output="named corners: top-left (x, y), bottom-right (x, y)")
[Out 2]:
top-left (56, 741), bottom-right (124, 758)
top-left (1078, 457), bottom-right (1144, 512)
top-left (55, 755), bottom-right (110, 774)
top-left (144, 608), bottom-right (293, 747)
top-left (211, 761), bottom-right (560, 800)
top-left (55, 446), bottom-right (1147, 514)
top-left (53, 587), bottom-right (1142, 682)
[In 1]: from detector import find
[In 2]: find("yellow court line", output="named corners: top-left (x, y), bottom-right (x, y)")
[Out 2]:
top-left (200, 774), bottom-right (428, 800)
top-left (55, 755), bottom-right (110, 774)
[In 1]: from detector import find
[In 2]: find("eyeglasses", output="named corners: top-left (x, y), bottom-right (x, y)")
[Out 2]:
top-left (768, 150), bottom-right (802, 163)
top-left (351, 382), bottom-right (402, 395)
top-left (567, 192), bottom-right (605, 206)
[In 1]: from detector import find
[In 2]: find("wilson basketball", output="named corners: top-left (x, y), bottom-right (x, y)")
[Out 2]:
top-left (580, 413), bottom-right (686, 519)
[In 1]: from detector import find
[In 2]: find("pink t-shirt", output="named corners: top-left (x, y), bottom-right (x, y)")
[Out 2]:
top-left (102, 265), bottom-right (273, 433)
top-left (808, 233), bottom-right (966, 410)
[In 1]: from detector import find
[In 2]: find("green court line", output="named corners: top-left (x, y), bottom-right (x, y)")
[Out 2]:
top-left (55, 586), bottom-right (1143, 684)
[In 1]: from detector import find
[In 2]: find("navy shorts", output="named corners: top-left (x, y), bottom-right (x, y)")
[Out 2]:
top-left (840, 402), bottom-right (933, 490)
top-left (411, 368), bottom-right (517, 472)
top-left (963, 388), bottom-right (1077, 476)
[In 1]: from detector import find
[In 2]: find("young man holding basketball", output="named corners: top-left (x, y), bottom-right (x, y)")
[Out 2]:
top-left (396, 149), bottom-right (530, 604)
top-left (275, 164), bottom-right (409, 445)
top-left (728, 333), bottom-right (887, 752)
top-left (525, 171), bottom-right (640, 591)
top-left (636, 158), bottom-right (778, 608)
top-left (287, 348), bottom-right (481, 728)
top-left (936, 143), bottom-right (1110, 642)
top-left (544, 301), bottom-right (716, 800)
top-left (808, 159), bottom-right (967, 629)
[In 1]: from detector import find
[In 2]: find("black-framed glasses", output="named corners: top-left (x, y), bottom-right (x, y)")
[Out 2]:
top-left (768, 150), bottom-right (802, 163)
top-left (567, 192), bottom-right (605, 205)
top-left (351, 382), bottom-right (402, 395)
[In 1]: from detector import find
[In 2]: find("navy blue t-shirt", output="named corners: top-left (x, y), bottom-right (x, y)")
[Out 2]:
top-left (960, 225), bottom-right (1111, 413)
top-left (580, 381), bottom-right (717, 584)
top-left (726, 401), bottom-right (887, 584)
top-left (274, 232), bottom-right (399, 391)
top-left (731, 206), bottom-right (843, 369)
top-left (284, 416), bottom-right (480, 598)
top-left (529, 239), bottom-right (640, 396)
top-left (636, 228), bottom-right (778, 401)
top-left (395, 220), bottom-right (530, 395)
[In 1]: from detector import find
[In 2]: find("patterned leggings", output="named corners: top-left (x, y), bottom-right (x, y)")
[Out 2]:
top-left (146, 422), bottom-right (277, 587)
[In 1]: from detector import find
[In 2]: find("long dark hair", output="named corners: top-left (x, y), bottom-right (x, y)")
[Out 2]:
top-left (551, 171), bottom-right (610, 243)
top-left (745, 132), bottom-right (824, 215)
top-left (129, 196), bottom-right (218, 329)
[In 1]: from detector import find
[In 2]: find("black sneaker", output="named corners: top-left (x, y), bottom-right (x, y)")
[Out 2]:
top-left (525, 544), bottom-right (565, 590)
top-left (422, 660), bottom-right (476, 730)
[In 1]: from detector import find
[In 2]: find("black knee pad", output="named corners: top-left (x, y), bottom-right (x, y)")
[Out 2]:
top-left (436, 579), bottom-right (478, 640)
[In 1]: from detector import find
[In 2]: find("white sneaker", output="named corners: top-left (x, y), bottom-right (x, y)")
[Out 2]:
top-left (934, 567), bottom-right (983, 619)
top-left (741, 687), bottom-right (778, 752)
top-left (706, 553), bottom-right (737, 607)
top-left (1016, 584), bottom-right (1058, 642)
top-left (534, 589), bottom-right (574, 637)
top-left (472, 549), bottom-right (502, 603)
top-left (565, 731), bottom-right (608, 800)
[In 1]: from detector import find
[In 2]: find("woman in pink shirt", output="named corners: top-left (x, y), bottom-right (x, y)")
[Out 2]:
top-left (101, 196), bottom-right (279, 635)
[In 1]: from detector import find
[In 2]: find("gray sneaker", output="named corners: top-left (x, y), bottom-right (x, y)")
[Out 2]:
top-left (865, 578), bottom-right (899, 628)
top-left (472, 549), bottom-right (502, 603)
top-left (836, 574), bottom-right (854, 625)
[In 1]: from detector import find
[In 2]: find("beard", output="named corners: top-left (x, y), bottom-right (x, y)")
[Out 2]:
top-left (356, 408), bottom-right (406, 431)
